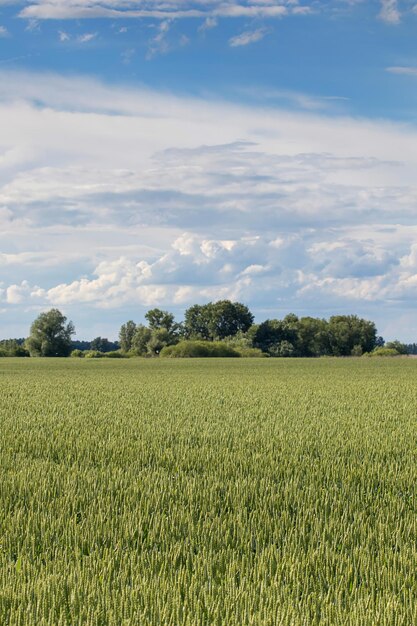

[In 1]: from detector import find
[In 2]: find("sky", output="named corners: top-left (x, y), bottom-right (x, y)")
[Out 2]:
top-left (1, 1), bottom-right (417, 341)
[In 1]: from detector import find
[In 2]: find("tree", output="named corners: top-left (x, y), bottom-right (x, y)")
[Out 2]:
top-left (296, 317), bottom-right (330, 357)
top-left (145, 308), bottom-right (175, 331)
top-left (184, 304), bottom-right (212, 340)
top-left (208, 300), bottom-right (254, 340)
top-left (184, 300), bottom-right (254, 341)
top-left (328, 315), bottom-right (377, 356)
top-left (252, 318), bottom-right (297, 355)
top-left (119, 321), bottom-right (137, 353)
top-left (145, 308), bottom-right (182, 344)
top-left (25, 309), bottom-right (74, 357)
top-left (385, 340), bottom-right (408, 355)
top-left (131, 325), bottom-right (152, 356)
top-left (90, 337), bottom-right (113, 353)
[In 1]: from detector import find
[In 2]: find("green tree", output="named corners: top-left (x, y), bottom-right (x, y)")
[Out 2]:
top-left (296, 317), bottom-right (330, 357)
top-left (328, 315), bottom-right (377, 356)
top-left (252, 319), bottom-right (293, 354)
top-left (385, 340), bottom-right (408, 355)
top-left (146, 328), bottom-right (173, 356)
top-left (90, 337), bottom-right (112, 353)
top-left (131, 325), bottom-right (152, 356)
top-left (119, 321), bottom-right (137, 353)
top-left (184, 304), bottom-right (212, 340)
top-left (184, 300), bottom-right (254, 341)
top-left (25, 309), bottom-right (74, 357)
top-left (145, 308), bottom-right (175, 331)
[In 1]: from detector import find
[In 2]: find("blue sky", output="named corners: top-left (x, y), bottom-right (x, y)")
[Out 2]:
top-left (1, 0), bottom-right (417, 340)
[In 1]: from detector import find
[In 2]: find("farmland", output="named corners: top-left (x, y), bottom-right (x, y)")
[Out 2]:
top-left (1, 358), bottom-right (416, 625)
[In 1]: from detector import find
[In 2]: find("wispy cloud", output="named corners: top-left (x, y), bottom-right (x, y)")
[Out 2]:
top-left (236, 86), bottom-right (348, 111)
top-left (386, 65), bottom-right (417, 76)
top-left (17, 0), bottom-right (290, 21)
top-left (146, 20), bottom-right (171, 60)
top-left (58, 30), bottom-right (70, 42)
top-left (229, 28), bottom-right (268, 47)
top-left (378, 0), bottom-right (400, 24)
top-left (198, 16), bottom-right (217, 33)
top-left (0, 25), bottom-right (10, 38)
top-left (77, 32), bottom-right (97, 43)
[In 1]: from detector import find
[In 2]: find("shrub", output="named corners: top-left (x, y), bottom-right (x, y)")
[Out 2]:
top-left (84, 350), bottom-right (104, 359)
top-left (71, 349), bottom-right (85, 358)
top-left (103, 351), bottom-right (127, 359)
top-left (234, 347), bottom-right (266, 358)
top-left (385, 341), bottom-right (408, 355)
top-left (363, 347), bottom-right (400, 357)
top-left (160, 340), bottom-right (240, 358)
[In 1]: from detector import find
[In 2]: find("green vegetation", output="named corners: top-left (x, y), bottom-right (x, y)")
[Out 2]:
top-left (1, 358), bottom-right (416, 625)
top-left (2, 304), bottom-right (411, 358)
top-left (160, 340), bottom-right (240, 358)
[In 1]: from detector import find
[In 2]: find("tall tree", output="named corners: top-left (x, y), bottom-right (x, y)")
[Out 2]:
top-left (184, 300), bottom-right (254, 341)
top-left (328, 315), bottom-right (377, 356)
top-left (145, 308), bottom-right (175, 332)
top-left (131, 325), bottom-right (152, 356)
top-left (119, 321), bottom-right (137, 353)
top-left (184, 304), bottom-right (212, 340)
top-left (25, 309), bottom-right (75, 357)
top-left (90, 337), bottom-right (113, 353)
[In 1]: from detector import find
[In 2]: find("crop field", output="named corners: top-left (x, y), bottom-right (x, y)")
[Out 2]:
top-left (1, 358), bottom-right (416, 625)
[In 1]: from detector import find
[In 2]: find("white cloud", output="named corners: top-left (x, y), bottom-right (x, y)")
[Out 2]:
top-left (1, 70), bottom-right (417, 336)
top-left (386, 66), bottom-right (417, 76)
top-left (198, 16), bottom-right (218, 32)
top-left (229, 28), bottom-right (268, 47)
top-left (379, 0), bottom-right (400, 23)
top-left (0, 25), bottom-right (9, 37)
top-left (58, 30), bottom-right (70, 41)
top-left (77, 32), bottom-right (97, 43)
top-left (17, 1), bottom-right (289, 20)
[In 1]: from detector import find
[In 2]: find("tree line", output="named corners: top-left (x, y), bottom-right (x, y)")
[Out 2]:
top-left (0, 301), bottom-right (411, 358)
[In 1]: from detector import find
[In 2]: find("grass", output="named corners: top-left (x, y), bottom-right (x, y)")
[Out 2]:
top-left (1, 357), bottom-right (416, 625)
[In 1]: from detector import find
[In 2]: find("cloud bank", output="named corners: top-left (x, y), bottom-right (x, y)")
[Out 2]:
top-left (5, 0), bottom-right (410, 23)
top-left (1, 70), bottom-right (417, 338)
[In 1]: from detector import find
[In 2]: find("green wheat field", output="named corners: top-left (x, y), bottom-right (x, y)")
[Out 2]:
top-left (1, 358), bottom-right (416, 625)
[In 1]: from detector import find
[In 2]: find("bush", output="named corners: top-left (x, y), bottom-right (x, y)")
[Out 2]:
top-left (71, 349), bottom-right (85, 358)
top-left (160, 341), bottom-right (240, 358)
top-left (234, 347), bottom-right (266, 358)
top-left (269, 341), bottom-right (295, 357)
top-left (363, 347), bottom-right (400, 357)
top-left (0, 348), bottom-right (8, 357)
top-left (103, 351), bottom-right (127, 358)
top-left (84, 350), bottom-right (104, 359)
top-left (351, 345), bottom-right (363, 357)
top-left (385, 341), bottom-right (408, 355)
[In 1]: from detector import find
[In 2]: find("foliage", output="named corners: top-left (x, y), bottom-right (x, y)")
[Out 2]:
top-left (84, 350), bottom-right (104, 358)
top-left (0, 339), bottom-right (29, 357)
top-left (328, 315), bottom-right (376, 356)
top-left (160, 340), bottom-right (240, 358)
top-left (1, 358), bottom-right (417, 625)
top-left (90, 337), bottom-right (115, 353)
top-left (25, 309), bottom-right (75, 357)
top-left (70, 349), bottom-right (85, 358)
top-left (385, 340), bottom-right (408, 355)
top-left (364, 347), bottom-right (400, 357)
top-left (119, 321), bottom-right (137, 353)
top-left (103, 351), bottom-right (127, 359)
top-left (184, 300), bottom-right (254, 341)
top-left (233, 346), bottom-right (266, 358)
top-left (130, 325), bottom-right (152, 356)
